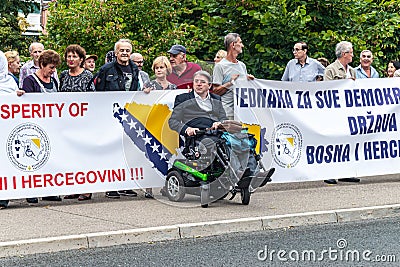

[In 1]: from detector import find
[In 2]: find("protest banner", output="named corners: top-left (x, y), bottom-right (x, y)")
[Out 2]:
top-left (0, 90), bottom-right (183, 199)
top-left (235, 77), bottom-right (400, 182)
top-left (1, 78), bottom-right (399, 199)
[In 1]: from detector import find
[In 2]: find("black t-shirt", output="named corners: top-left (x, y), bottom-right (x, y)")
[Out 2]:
top-left (118, 64), bottom-right (133, 91)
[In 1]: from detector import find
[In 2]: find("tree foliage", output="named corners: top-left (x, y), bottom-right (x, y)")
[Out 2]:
top-left (42, 0), bottom-right (400, 78)
top-left (0, 0), bottom-right (38, 56)
top-left (42, 0), bottom-right (196, 70)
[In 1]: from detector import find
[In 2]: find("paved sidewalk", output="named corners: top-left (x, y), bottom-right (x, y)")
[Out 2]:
top-left (1, 174), bottom-right (400, 257)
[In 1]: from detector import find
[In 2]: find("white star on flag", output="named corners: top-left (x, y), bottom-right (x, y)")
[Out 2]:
top-left (127, 120), bottom-right (137, 130)
top-left (158, 150), bottom-right (168, 160)
top-left (113, 105), bottom-right (121, 113)
top-left (120, 112), bottom-right (128, 122)
top-left (143, 135), bottom-right (152, 145)
top-left (136, 127), bottom-right (144, 137)
top-left (150, 142), bottom-right (160, 152)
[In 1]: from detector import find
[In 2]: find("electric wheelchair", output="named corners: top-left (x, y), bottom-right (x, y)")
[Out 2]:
top-left (165, 121), bottom-right (275, 208)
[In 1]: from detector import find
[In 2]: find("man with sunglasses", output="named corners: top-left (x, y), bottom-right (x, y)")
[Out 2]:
top-left (167, 45), bottom-right (201, 89)
top-left (130, 53), bottom-right (150, 90)
top-left (281, 41), bottom-right (325, 82)
top-left (355, 50), bottom-right (379, 79)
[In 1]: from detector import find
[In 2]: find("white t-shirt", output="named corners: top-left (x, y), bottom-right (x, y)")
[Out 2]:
top-left (212, 58), bottom-right (248, 118)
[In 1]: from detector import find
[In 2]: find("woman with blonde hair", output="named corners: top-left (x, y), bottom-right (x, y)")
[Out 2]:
top-left (142, 56), bottom-right (177, 198)
top-left (4, 50), bottom-right (21, 85)
top-left (214, 50), bottom-right (227, 64)
top-left (143, 56), bottom-right (177, 93)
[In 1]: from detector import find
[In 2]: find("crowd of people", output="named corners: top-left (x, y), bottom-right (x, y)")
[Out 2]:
top-left (0, 34), bottom-right (399, 209)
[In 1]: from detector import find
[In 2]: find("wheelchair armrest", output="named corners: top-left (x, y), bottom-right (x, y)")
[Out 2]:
top-left (218, 120), bottom-right (244, 133)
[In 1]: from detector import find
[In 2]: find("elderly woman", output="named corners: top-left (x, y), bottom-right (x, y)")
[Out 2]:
top-left (214, 50), bottom-right (227, 64)
top-left (0, 51), bottom-right (19, 93)
top-left (21, 50), bottom-right (62, 202)
top-left (4, 50), bottom-right (21, 85)
top-left (59, 45), bottom-right (94, 201)
top-left (387, 60), bottom-right (400, 78)
top-left (143, 56), bottom-right (177, 93)
top-left (22, 49), bottom-right (61, 93)
top-left (142, 56), bottom-right (176, 198)
top-left (0, 51), bottom-right (25, 208)
top-left (59, 44), bottom-right (95, 92)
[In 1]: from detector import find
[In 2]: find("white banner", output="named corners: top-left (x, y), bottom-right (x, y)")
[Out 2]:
top-left (235, 77), bottom-right (400, 182)
top-left (0, 90), bottom-right (186, 199)
top-left (2, 78), bottom-right (400, 199)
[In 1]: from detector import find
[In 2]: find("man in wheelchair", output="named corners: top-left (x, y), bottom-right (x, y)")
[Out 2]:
top-left (167, 70), bottom-right (274, 206)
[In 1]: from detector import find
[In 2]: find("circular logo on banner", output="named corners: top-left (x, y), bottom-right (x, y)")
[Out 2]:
top-left (271, 123), bottom-right (302, 168)
top-left (6, 123), bottom-right (51, 172)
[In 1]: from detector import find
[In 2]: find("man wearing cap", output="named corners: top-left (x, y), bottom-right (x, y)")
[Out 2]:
top-left (130, 52), bottom-right (150, 90)
top-left (84, 54), bottom-right (97, 73)
top-left (167, 44), bottom-right (201, 89)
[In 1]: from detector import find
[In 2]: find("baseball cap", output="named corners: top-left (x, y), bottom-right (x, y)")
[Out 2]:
top-left (168, 45), bottom-right (186, 55)
top-left (86, 54), bottom-right (98, 61)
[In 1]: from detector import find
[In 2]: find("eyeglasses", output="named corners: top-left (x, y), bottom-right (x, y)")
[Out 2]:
top-left (194, 79), bottom-right (208, 84)
top-left (292, 48), bottom-right (303, 53)
top-left (361, 55), bottom-right (372, 58)
top-left (133, 60), bottom-right (144, 64)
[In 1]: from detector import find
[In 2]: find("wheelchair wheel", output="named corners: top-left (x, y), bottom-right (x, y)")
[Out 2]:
top-left (241, 187), bottom-right (250, 205)
top-left (166, 170), bottom-right (186, 202)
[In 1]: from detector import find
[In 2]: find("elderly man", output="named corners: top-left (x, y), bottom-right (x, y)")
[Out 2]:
top-left (324, 41), bottom-right (356, 80)
top-left (19, 42), bottom-right (59, 88)
top-left (212, 33), bottom-right (255, 120)
top-left (169, 70), bottom-right (274, 194)
top-left (84, 54), bottom-right (97, 73)
top-left (324, 41), bottom-right (359, 185)
top-left (169, 70), bottom-right (227, 136)
top-left (167, 44), bottom-right (201, 89)
top-left (355, 50), bottom-right (379, 79)
top-left (130, 52), bottom-right (150, 90)
top-left (281, 41), bottom-right (325, 82)
top-left (96, 39), bottom-right (139, 92)
top-left (95, 39), bottom-right (139, 198)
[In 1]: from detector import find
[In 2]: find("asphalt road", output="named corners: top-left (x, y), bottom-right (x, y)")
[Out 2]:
top-left (1, 216), bottom-right (399, 266)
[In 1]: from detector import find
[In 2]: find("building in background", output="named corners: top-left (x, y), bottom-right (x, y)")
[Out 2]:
top-left (19, 0), bottom-right (53, 36)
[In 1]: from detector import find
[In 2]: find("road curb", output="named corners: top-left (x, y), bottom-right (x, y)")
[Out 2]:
top-left (2, 204), bottom-right (400, 258)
